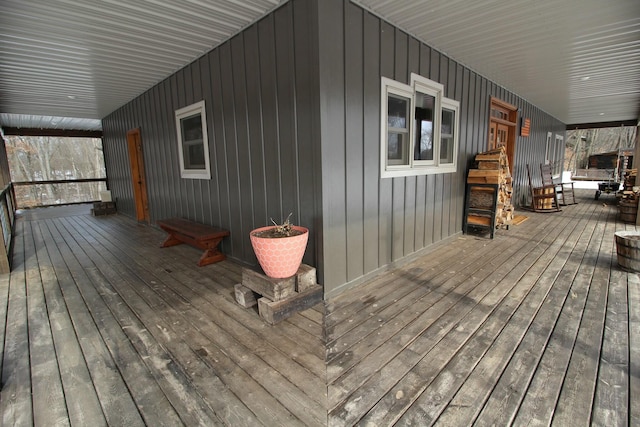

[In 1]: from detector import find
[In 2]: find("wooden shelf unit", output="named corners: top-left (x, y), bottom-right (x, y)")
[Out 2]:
top-left (464, 183), bottom-right (500, 238)
top-left (464, 147), bottom-right (514, 238)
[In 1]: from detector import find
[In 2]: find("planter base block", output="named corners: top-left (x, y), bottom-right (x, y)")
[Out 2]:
top-left (234, 284), bottom-right (258, 308)
top-left (241, 268), bottom-right (296, 301)
top-left (258, 285), bottom-right (323, 325)
top-left (237, 264), bottom-right (322, 324)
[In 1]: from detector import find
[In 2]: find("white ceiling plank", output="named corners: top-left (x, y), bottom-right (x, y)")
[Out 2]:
top-left (353, 0), bottom-right (640, 125)
top-left (0, 0), bottom-right (638, 130)
top-left (0, 0), bottom-right (286, 128)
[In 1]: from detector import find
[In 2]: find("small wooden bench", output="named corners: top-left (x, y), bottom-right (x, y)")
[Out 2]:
top-left (157, 218), bottom-right (230, 266)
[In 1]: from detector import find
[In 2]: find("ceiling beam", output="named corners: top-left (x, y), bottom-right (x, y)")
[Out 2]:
top-left (565, 119), bottom-right (638, 130)
top-left (1, 127), bottom-right (102, 138)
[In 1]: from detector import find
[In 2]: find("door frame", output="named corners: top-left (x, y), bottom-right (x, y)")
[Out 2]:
top-left (126, 128), bottom-right (150, 222)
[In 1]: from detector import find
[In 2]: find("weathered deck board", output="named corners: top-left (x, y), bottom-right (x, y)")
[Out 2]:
top-left (367, 202), bottom-right (604, 426)
top-left (61, 216), bottom-right (324, 426)
top-left (25, 222), bottom-right (69, 427)
top-left (68, 224), bottom-right (244, 426)
top-left (325, 240), bottom-right (492, 364)
top-left (0, 205), bottom-right (325, 427)
top-left (470, 204), bottom-right (600, 426)
top-left (549, 208), bottom-right (614, 426)
top-left (325, 190), bottom-right (636, 426)
top-left (72, 215), bottom-right (327, 390)
top-left (1, 225), bottom-right (33, 427)
top-left (433, 205), bottom-right (600, 426)
top-left (31, 222), bottom-right (106, 427)
top-left (331, 200), bottom-right (590, 425)
top-left (80, 214), bottom-right (327, 371)
top-left (1, 190), bottom-right (636, 427)
top-left (41, 218), bottom-right (192, 426)
top-left (79, 214), bottom-right (326, 425)
top-left (592, 218), bottom-right (630, 426)
top-left (40, 220), bottom-right (146, 427)
top-left (511, 204), bottom-right (608, 425)
top-left (324, 239), bottom-right (463, 339)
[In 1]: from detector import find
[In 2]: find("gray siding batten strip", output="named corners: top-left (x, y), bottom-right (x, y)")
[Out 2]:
top-left (345, 1), bottom-right (365, 281)
top-left (378, 19), bottom-right (394, 267)
top-left (363, 10), bottom-right (381, 274)
top-left (318, 0), bottom-right (347, 288)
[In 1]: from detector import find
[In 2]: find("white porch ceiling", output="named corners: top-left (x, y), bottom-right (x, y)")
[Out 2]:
top-left (353, 0), bottom-right (640, 127)
top-left (0, 0), bottom-right (638, 131)
top-left (0, 0), bottom-right (284, 130)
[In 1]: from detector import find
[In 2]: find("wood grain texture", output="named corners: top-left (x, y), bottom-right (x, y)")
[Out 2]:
top-left (1, 205), bottom-right (325, 427)
top-left (1, 225), bottom-right (33, 427)
top-left (258, 285), bottom-right (323, 325)
top-left (24, 222), bottom-right (69, 427)
top-left (2, 189), bottom-right (635, 427)
top-left (241, 268), bottom-right (296, 301)
top-left (327, 190), bottom-right (635, 426)
top-left (592, 219), bottom-right (630, 427)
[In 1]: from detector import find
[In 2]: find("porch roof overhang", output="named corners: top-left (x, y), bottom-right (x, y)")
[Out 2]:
top-left (0, 0), bottom-right (638, 131)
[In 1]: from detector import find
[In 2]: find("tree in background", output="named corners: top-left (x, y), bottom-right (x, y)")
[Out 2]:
top-left (565, 127), bottom-right (637, 172)
top-left (5, 136), bottom-right (106, 207)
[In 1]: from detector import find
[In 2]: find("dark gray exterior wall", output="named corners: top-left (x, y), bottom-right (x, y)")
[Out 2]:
top-left (317, 0), bottom-right (565, 296)
top-left (102, 0), bottom-right (322, 269)
top-left (101, 0), bottom-right (565, 298)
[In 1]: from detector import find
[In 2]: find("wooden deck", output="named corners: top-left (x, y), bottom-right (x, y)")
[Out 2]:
top-left (0, 205), bottom-right (325, 426)
top-left (327, 190), bottom-right (639, 426)
top-left (1, 189), bottom-right (638, 426)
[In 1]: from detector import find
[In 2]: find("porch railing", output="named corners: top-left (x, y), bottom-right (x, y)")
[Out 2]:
top-left (12, 178), bottom-right (107, 209)
top-left (0, 183), bottom-right (16, 274)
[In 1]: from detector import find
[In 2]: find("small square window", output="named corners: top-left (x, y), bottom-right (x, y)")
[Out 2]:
top-left (175, 100), bottom-right (211, 180)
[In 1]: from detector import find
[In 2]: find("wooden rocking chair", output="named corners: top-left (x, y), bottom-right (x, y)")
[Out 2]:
top-left (540, 163), bottom-right (576, 206)
top-left (527, 164), bottom-right (561, 212)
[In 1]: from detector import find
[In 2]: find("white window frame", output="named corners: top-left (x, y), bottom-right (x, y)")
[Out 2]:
top-left (544, 131), bottom-right (553, 166)
top-left (553, 134), bottom-right (564, 177)
top-left (380, 78), bottom-right (414, 175)
top-left (175, 100), bottom-right (211, 180)
top-left (439, 98), bottom-right (460, 174)
top-left (380, 74), bottom-right (458, 178)
top-left (411, 74), bottom-right (443, 167)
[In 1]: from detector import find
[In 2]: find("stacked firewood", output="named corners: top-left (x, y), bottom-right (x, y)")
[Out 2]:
top-left (466, 146), bottom-right (514, 228)
top-left (621, 168), bottom-right (637, 192)
top-left (618, 168), bottom-right (638, 223)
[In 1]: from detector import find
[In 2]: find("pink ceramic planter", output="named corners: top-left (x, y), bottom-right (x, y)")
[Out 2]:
top-left (250, 225), bottom-right (309, 278)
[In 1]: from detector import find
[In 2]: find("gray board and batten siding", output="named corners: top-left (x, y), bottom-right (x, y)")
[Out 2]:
top-left (102, 0), bottom-right (323, 272)
top-left (101, 0), bottom-right (565, 298)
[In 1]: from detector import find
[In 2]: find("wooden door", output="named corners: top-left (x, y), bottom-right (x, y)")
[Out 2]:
top-left (126, 129), bottom-right (150, 222)
top-left (489, 98), bottom-right (517, 172)
top-left (496, 124), bottom-right (509, 150)
top-left (489, 122), bottom-right (512, 159)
